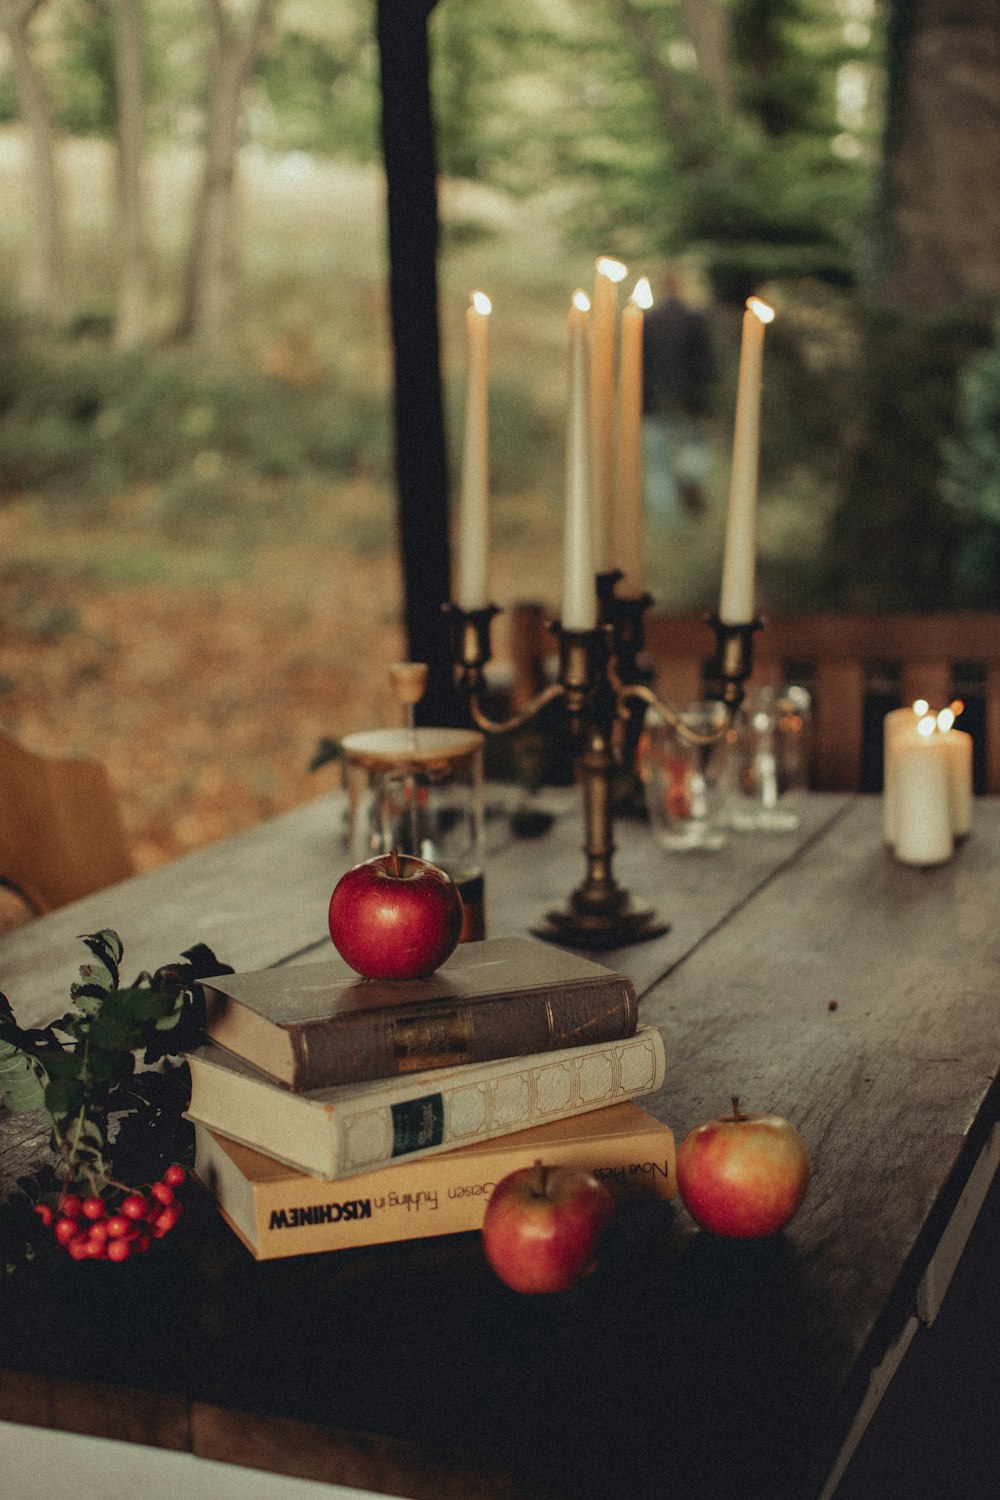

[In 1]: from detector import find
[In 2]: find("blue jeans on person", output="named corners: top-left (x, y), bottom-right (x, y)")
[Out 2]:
top-left (643, 413), bottom-right (710, 529)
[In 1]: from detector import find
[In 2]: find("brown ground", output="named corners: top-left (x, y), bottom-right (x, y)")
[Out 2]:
top-left (0, 481), bottom-right (559, 924)
top-left (0, 539), bottom-right (405, 877)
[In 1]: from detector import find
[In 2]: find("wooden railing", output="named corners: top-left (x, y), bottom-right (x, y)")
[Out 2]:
top-left (507, 605), bottom-right (1000, 792)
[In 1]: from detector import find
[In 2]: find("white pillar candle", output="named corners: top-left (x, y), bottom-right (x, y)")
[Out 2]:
top-left (883, 701), bottom-right (929, 844)
top-left (719, 297), bottom-right (775, 625)
top-left (589, 256), bottom-right (627, 575)
top-left (936, 706), bottom-right (974, 838)
top-left (455, 291), bottom-right (492, 610)
top-left (615, 277), bottom-right (652, 596)
top-left (892, 716), bottom-right (954, 867)
top-left (562, 290), bottom-right (597, 631)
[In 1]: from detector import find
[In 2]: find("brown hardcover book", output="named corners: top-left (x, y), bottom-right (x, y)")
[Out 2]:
top-left (200, 935), bottom-right (639, 1091)
top-left (193, 1101), bottom-right (676, 1260)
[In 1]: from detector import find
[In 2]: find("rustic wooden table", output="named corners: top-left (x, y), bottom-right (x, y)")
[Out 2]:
top-left (2, 790), bottom-right (999, 1500)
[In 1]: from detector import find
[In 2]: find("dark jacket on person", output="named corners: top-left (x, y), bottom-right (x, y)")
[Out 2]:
top-left (642, 297), bottom-right (716, 419)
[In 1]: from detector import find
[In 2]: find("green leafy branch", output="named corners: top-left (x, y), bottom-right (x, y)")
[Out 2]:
top-left (0, 929), bottom-right (231, 1201)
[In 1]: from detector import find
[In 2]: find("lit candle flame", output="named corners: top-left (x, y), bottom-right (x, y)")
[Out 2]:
top-left (573, 289), bottom-right (591, 313)
top-left (596, 256), bottom-right (628, 283)
top-left (632, 277), bottom-right (653, 310)
top-left (747, 296), bottom-right (776, 325)
top-left (471, 291), bottom-right (491, 316)
top-left (937, 707), bottom-right (956, 733)
top-left (912, 699), bottom-right (929, 717)
top-left (917, 715), bottom-right (937, 739)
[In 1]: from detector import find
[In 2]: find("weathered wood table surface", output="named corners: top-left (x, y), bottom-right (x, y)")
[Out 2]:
top-left (2, 790), bottom-right (999, 1500)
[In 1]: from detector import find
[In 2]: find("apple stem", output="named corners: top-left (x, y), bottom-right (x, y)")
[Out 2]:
top-left (731, 1095), bottom-right (746, 1122)
top-left (529, 1159), bottom-right (548, 1198)
top-left (389, 848), bottom-right (401, 879)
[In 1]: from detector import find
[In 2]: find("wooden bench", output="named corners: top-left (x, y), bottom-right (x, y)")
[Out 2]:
top-left (507, 604), bottom-right (1000, 792)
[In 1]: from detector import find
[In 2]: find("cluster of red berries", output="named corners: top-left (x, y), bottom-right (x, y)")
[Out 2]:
top-left (33, 1165), bottom-right (186, 1262)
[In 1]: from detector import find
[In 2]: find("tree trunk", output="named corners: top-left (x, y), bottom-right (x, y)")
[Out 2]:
top-left (2, 0), bottom-right (65, 321)
top-left (825, 0), bottom-right (999, 610)
top-left (875, 0), bottom-right (1000, 309)
top-left (679, 0), bottom-right (736, 119)
top-left (176, 0), bottom-right (276, 350)
top-left (111, 0), bottom-right (151, 348)
top-left (611, 0), bottom-right (696, 142)
top-left (376, 0), bottom-right (458, 727)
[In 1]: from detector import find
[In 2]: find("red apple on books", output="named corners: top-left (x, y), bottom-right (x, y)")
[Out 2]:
top-left (676, 1097), bottom-right (810, 1239)
top-left (481, 1160), bottom-right (616, 1294)
top-left (328, 850), bottom-right (464, 980)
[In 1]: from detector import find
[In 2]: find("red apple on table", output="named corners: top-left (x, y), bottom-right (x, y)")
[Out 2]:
top-left (328, 850), bottom-right (463, 980)
top-left (676, 1097), bottom-right (810, 1239)
top-left (481, 1159), bottom-right (616, 1294)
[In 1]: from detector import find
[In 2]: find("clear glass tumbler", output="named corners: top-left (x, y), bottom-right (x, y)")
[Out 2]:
top-left (637, 701), bottom-right (730, 852)
top-left (725, 685), bottom-right (806, 833)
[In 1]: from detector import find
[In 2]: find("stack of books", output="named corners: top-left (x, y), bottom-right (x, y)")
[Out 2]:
top-left (188, 935), bottom-right (675, 1260)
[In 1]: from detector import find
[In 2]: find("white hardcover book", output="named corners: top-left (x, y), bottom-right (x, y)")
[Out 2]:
top-left (185, 1024), bottom-right (665, 1180)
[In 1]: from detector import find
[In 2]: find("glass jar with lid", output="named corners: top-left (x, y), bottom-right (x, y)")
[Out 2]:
top-left (340, 724), bottom-right (486, 942)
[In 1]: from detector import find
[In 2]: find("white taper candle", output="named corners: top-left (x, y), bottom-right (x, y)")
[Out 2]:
top-left (455, 291), bottom-right (492, 610)
top-left (562, 290), bottom-right (597, 631)
top-left (719, 297), bottom-right (775, 624)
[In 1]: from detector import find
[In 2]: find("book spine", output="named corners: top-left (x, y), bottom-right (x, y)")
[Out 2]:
top-left (293, 977), bottom-right (639, 1090)
top-left (328, 1026), bottom-right (665, 1176)
top-left (200, 1117), bottom-right (676, 1261)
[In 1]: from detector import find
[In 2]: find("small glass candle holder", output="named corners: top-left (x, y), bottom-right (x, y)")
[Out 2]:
top-left (725, 685), bottom-right (805, 833)
top-left (341, 725), bottom-right (487, 942)
top-left (637, 701), bottom-right (730, 852)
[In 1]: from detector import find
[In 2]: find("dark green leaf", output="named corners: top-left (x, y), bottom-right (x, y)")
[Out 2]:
top-left (103, 984), bottom-right (178, 1023)
top-left (44, 1077), bottom-right (86, 1117)
top-left (35, 1050), bottom-right (82, 1080)
top-left (86, 1014), bottom-right (144, 1053)
top-left (79, 928), bottom-right (123, 981)
top-left (0, 1043), bottom-right (45, 1111)
top-left (86, 1047), bottom-right (131, 1085)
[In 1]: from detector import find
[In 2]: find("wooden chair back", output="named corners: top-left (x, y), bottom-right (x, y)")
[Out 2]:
top-left (507, 604), bottom-right (1000, 792)
top-left (0, 735), bottom-right (133, 915)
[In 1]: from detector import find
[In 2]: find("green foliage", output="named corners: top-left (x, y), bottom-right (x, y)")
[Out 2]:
top-left (0, 930), bottom-right (229, 1202)
top-left (0, 1039), bottom-right (46, 1111)
top-left (447, 0), bottom-right (878, 298)
top-left (821, 307), bottom-right (995, 610)
top-left (943, 336), bottom-right (1000, 522)
top-left (942, 334), bottom-right (1000, 606)
top-left (733, 0), bottom-right (834, 138)
top-left (55, 0), bottom-right (116, 136)
top-left (255, 16), bottom-right (380, 159)
top-left (0, 301), bottom-right (389, 520)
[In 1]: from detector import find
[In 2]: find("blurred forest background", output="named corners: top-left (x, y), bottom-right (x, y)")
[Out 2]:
top-left (0, 0), bottom-right (998, 873)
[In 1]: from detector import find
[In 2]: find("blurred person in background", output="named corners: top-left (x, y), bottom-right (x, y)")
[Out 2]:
top-left (641, 268), bottom-right (717, 530)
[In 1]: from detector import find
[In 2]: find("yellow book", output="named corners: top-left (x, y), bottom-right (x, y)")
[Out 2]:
top-left (194, 1102), bottom-right (675, 1261)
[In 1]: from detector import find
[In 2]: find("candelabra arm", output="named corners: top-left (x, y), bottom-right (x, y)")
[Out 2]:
top-left (615, 613), bottom-right (761, 745)
top-left (464, 681), bottom-right (566, 737)
top-left (618, 682), bottom-right (732, 747)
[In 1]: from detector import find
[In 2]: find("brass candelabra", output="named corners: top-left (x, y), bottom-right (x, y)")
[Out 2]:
top-left (446, 579), bottom-right (760, 949)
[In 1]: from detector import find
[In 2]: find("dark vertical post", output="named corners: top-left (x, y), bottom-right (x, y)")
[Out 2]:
top-left (376, 0), bottom-right (459, 725)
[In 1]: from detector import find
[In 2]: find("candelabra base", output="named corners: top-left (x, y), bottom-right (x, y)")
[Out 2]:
top-left (531, 899), bottom-right (668, 951)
